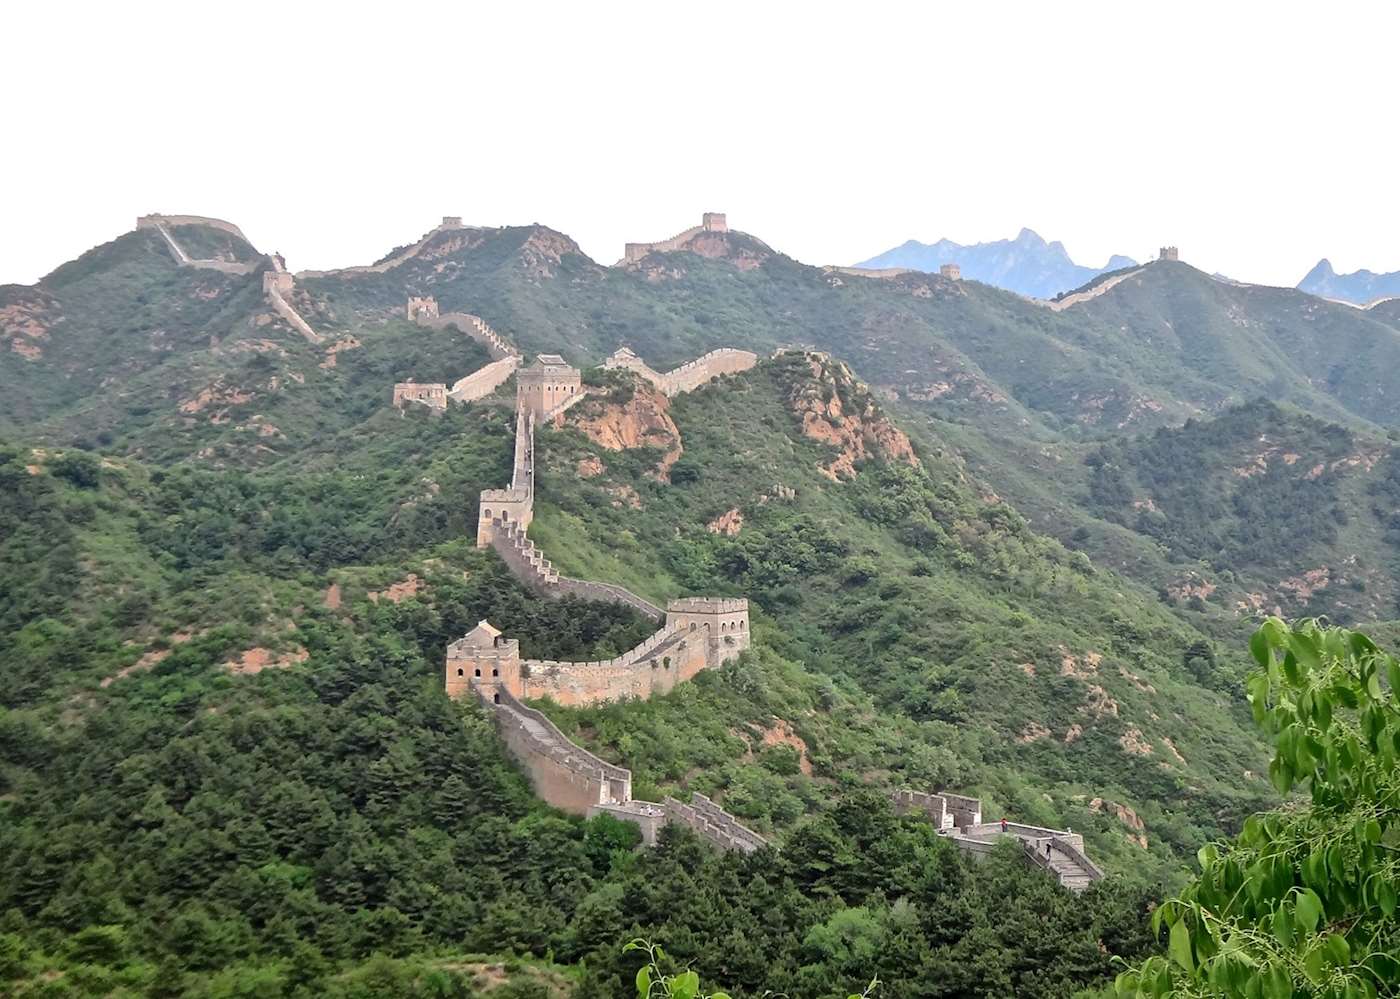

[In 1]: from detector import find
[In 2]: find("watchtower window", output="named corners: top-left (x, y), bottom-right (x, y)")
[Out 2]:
top-left (739, 620), bottom-right (746, 631)
top-left (456, 668), bottom-right (464, 677)
top-left (474, 668), bottom-right (481, 677)
top-left (493, 693), bottom-right (500, 704)
top-left (689, 623), bottom-right (696, 631)
top-left (491, 668), bottom-right (499, 677)
top-left (484, 508), bottom-right (492, 518)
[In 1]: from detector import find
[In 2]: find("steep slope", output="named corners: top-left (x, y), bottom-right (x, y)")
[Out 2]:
top-left (528, 356), bottom-right (1270, 870)
top-left (18, 218), bottom-right (1400, 466)
top-left (1298, 258), bottom-right (1400, 306)
top-left (855, 228), bottom-right (1137, 299)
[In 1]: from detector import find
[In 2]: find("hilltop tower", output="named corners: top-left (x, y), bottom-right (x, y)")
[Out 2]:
top-left (445, 621), bottom-right (522, 702)
top-left (407, 296), bottom-right (439, 322)
top-left (1159, 246), bottom-right (1179, 261)
top-left (940, 263), bottom-right (962, 280)
top-left (702, 212), bottom-right (728, 233)
top-left (516, 354), bottom-right (582, 419)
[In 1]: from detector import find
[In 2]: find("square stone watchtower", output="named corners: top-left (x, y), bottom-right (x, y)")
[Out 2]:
top-left (666, 597), bottom-right (750, 666)
top-left (407, 296), bottom-right (439, 322)
top-left (446, 621), bottom-right (522, 702)
top-left (517, 354), bottom-right (582, 419)
top-left (1159, 246), bottom-right (1179, 261)
top-left (940, 263), bottom-right (961, 280)
top-left (702, 212), bottom-right (728, 233)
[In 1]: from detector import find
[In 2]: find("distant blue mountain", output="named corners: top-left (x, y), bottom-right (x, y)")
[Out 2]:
top-left (854, 228), bottom-right (1137, 299)
top-left (1297, 259), bottom-right (1400, 306)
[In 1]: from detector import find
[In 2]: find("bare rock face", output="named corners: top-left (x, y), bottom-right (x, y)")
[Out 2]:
top-left (569, 380), bottom-right (683, 481)
top-left (784, 353), bottom-right (919, 480)
top-left (1091, 796), bottom-right (1148, 849)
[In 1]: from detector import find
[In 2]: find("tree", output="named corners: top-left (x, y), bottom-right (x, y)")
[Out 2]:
top-left (1117, 618), bottom-right (1400, 999)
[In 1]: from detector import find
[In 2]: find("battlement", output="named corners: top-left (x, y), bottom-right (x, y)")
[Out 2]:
top-left (406, 296), bottom-right (439, 322)
top-left (263, 271), bottom-right (294, 294)
top-left (516, 354), bottom-right (582, 419)
top-left (663, 793), bottom-right (768, 854)
top-left (1159, 246), bottom-right (1179, 261)
top-left (604, 346), bottom-right (757, 397)
top-left (940, 263), bottom-right (962, 280)
top-left (137, 214), bottom-right (249, 241)
top-left (668, 597), bottom-right (748, 614)
top-left (621, 213), bottom-right (731, 263)
top-left (393, 382), bottom-right (448, 409)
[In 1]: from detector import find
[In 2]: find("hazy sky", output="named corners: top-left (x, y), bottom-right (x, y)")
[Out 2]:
top-left (4, 1), bottom-right (1397, 287)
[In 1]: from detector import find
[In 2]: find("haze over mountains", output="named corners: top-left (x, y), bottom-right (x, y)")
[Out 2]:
top-left (1297, 258), bottom-right (1400, 306)
top-left (854, 227), bottom-right (1138, 299)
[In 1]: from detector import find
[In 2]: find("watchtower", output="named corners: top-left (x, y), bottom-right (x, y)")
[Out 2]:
top-left (702, 212), bottom-right (728, 233)
top-left (445, 621), bottom-right (522, 701)
top-left (407, 296), bottom-right (440, 323)
top-left (516, 354), bottom-right (582, 419)
top-left (665, 597), bottom-right (750, 666)
top-left (1159, 246), bottom-right (1179, 261)
top-left (940, 263), bottom-right (962, 280)
top-left (262, 271), bottom-right (295, 294)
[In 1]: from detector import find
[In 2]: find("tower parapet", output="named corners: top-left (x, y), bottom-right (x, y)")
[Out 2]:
top-left (407, 296), bottom-right (440, 322)
top-left (516, 354), bottom-right (582, 420)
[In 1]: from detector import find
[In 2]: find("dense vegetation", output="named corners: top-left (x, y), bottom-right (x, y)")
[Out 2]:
top-left (6, 217), bottom-right (1400, 996)
top-left (1119, 620), bottom-right (1400, 998)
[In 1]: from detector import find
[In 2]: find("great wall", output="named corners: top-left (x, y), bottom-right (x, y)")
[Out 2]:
top-left (411, 279), bottom-right (1101, 885)
top-left (136, 214), bottom-right (321, 343)
top-left (133, 211), bottom-right (1101, 883)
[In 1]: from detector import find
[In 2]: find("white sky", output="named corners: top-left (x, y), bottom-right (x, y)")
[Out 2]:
top-left (3, 0), bottom-right (1397, 287)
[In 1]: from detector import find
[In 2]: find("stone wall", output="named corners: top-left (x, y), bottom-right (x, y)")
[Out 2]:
top-left (265, 282), bottom-right (321, 344)
top-left (663, 793), bottom-right (768, 854)
top-left (491, 688), bottom-right (631, 814)
top-left (296, 218), bottom-right (473, 278)
top-left (420, 312), bottom-right (521, 362)
top-left (407, 296), bottom-right (439, 321)
top-left (137, 214), bottom-right (249, 241)
top-left (393, 382), bottom-right (448, 409)
top-left (145, 220), bottom-right (258, 275)
top-left (603, 346), bottom-right (757, 397)
top-left (588, 801), bottom-right (668, 845)
top-left (449, 356), bottom-right (521, 403)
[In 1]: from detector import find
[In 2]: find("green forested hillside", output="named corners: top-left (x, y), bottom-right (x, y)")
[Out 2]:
top-left (4, 216), bottom-right (1399, 996)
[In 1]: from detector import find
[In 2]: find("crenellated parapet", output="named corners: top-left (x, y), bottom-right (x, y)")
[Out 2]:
top-left (604, 346), bottom-right (757, 397)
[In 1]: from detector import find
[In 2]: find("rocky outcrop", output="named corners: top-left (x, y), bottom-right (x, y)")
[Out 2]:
top-left (570, 381), bottom-right (683, 481)
top-left (782, 352), bottom-right (919, 480)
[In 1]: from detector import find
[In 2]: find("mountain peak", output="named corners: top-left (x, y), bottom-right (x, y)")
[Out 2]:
top-left (855, 230), bottom-right (1137, 299)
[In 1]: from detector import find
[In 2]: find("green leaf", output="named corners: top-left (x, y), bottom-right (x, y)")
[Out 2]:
top-left (1264, 963), bottom-right (1292, 999)
top-left (636, 965), bottom-right (651, 997)
top-left (1169, 917), bottom-right (1194, 971)
top-left (1272, 908), bottom-right (1294, 949)
top-left (1250, 629), bottom-right (1272, 669)
top-left (1296, 888), bottom-right (1323, 933)
top-left (1304, 948), bottom-right (1327, 983)
top-left (671, 970), bottom-right (699, 999)
top-left (1367, 670), bottom-right (1383, 700)
top-left (1386, 657), bottom-right (1400, 701)
top-left (1378, 878), bottom-right (1397, 917)
top-left (1197, 844), bottom-right (1219, 871)
top-left (1324, 933), bottom-right (1350, 965)
top-left (1286, 631), bottom-right (1320, 674)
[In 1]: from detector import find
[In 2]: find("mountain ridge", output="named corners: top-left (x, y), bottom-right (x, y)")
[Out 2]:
top-left (854, 227), bottom-right (1138, 299)
top-left (1297, 257), bottom-right (1400, 306)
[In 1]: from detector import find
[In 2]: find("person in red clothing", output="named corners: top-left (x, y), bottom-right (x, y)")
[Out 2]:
top-left (1000, 817), bottom-right (1008, 833)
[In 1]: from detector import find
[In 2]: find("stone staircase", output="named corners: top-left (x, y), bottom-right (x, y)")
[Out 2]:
top-left (491, 519), bottom-right (558, 587)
